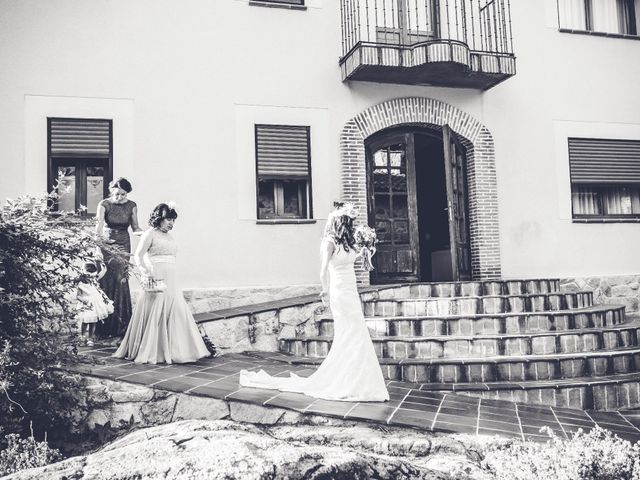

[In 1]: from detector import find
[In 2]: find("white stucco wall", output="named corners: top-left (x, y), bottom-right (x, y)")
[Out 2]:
top-left (483, 0), bottom-right (640, 278)
top-left (0, 0), bottom-right (638, 288)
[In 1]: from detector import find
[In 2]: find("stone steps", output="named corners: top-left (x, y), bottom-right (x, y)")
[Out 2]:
top-left (284, 344), bottom-right (640, 383)
top-left (317, 305), bottom-right (626, 337)
top-left (363, 292), bottom-right (594, 316)
top-left (262, 277), bottom-right (639, 409)
top-left (419, 372), bottom-right (640, 411)
top-left (363, 279), bottom-right (562, 299)
top-left (280, 321), bottom-right (640, 359)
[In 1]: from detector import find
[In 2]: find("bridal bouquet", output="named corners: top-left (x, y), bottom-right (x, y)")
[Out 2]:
top-left (354, 225), bottom-right (378, 271)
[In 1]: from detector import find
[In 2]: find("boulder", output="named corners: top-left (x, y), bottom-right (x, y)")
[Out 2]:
top-left (7, 420), bottom-right (488, 479)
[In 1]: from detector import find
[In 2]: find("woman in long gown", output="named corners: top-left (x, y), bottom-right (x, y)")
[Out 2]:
top-left (240, 203), bottom-right (389, 402)
top-left (114, 203), bottom-right (209, 364)
top-left (95, 177), bottom-right (142, 338)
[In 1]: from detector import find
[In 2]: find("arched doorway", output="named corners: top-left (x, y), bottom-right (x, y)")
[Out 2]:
top-left (366, 125), bottom-right (471, 283)
top-left (340, 97), bottom-right (500, 284)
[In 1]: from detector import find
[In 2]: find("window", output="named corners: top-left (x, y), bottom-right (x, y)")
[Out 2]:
top-left (255, 124), bottom-right (312, 220)
top-left (569, 137), bottom-right (640, 220)
top-left (558, 0), bottom-right (639, 35)
top-left (47, 118), bottom-right (112, 216)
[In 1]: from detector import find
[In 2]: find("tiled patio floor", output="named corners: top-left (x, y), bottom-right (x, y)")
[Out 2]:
top-left (73, 348), bottom-right (640, 444)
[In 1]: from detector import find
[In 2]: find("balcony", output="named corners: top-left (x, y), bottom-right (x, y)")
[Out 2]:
top-left (339, 0), bottom-right (516, 90)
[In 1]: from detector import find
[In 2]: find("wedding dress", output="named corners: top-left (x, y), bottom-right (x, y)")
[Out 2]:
top-left (239, 239), bottom-right (389, 402)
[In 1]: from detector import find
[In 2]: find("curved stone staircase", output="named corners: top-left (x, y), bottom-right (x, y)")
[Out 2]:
top-left (278, 279), bottom-right (640, 410)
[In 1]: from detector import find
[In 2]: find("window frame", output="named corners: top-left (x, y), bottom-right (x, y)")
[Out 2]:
top-left (568, 136), bottom-right (640, 222)
top-left (571, 182), bottom-right (640, 222)
top-left (47, 117), bottom-right (113, 216)
top-left (254, 124), bottom-right (313, 223)
top-left (557, 0), bottom-right (639, 38)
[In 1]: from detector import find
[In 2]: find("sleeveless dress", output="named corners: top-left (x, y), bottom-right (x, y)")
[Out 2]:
top-left (239, 240), bottom-right (389, 402)
top-left (96, 199), bottom-right (135, 337)
top-left (113, 229), bottom-right (210, 364)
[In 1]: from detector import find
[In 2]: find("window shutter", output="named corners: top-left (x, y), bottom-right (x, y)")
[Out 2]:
top-left (569, 138), bottom-right (640, 184)
top-left (256, 125), bottom-right (310, 177)
top-left (49, 118), bottom-right (111, 156)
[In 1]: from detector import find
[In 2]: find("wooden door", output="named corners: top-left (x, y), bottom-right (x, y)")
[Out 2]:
top-left (442, 125), bottom-right (472, 280)
top-left (367, 132), bottom-right (420, 283)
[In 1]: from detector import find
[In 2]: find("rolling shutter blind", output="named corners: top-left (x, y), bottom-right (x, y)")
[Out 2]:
top-left (569, 138), bottom-right (640, 184)
top-left (49, 118), bottom-right (111, 156)
top-left (256, 125), bottom-right (310, 177)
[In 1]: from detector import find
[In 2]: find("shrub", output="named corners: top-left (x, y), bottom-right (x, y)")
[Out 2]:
top-left (482, 426), bottom-right (640, 480)
top-left (0, 431), bottom-right (62, 476)
top-left (0, 192), bottom-right (124, 447)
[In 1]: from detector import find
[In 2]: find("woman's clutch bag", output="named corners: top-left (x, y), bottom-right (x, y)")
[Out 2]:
top-left (143, 277), bottom-right (167, 293)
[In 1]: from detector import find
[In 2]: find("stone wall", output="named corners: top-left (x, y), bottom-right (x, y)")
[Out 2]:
top-left (561, 274), bottom-right (640, 314)
top-left (131, 284), bottom-right (320, 313)
top-left (74, 376), bottom-right (326, 452)
top-left (199, 300), bottom-right (327, 353)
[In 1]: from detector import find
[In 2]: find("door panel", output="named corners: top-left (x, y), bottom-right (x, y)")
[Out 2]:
top-left (367, 133), bottom-right (420, 283)
top-left (442, 125), bottom-right (472, 281)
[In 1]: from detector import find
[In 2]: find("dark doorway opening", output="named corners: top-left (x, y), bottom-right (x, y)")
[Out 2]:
top-left (366, 125), bottom-right (470, 283)
top-left (414, 133), bottom-right (452, 281)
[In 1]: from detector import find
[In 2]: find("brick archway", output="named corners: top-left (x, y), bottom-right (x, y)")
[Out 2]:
top-left (340, 97), bottom-right (500, 282)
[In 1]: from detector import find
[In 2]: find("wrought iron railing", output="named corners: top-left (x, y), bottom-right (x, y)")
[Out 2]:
top-left (340, 0), bottom-right (514, 57)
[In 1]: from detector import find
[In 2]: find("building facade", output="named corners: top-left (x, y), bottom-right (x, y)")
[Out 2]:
top-left (1, 0), bottom-right (639, 306)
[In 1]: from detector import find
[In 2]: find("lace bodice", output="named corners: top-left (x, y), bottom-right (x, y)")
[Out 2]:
top-left (147, 230), bottom-right (178, 257)
top-left (101, 199), bottom-right (136, 230)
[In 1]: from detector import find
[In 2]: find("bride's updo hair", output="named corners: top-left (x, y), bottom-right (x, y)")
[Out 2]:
top-left (325, 202), bottom-right (357, 252)
top-left (149, 203), bottom-right (178, 228)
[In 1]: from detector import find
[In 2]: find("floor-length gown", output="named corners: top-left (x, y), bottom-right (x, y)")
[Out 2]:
top-left (239, 240), bottom-right (389, 401)
top-left (113, 229), bottom-right (210, 364)
top-left (96, 199), bottom-right (135, 337)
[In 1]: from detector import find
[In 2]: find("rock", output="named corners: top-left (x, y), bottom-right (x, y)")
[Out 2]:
top-left (254, 310), bottom-right (280, 334)
top-left (229, 401), bottom-right (286, 425)
top-left (85, 410), bottom-right (110, 429)
top-left (278, 303), bottom-right (322, 326)
top-left (7, 420), bottom-right (483, 479)
top-left (172, 395), bottom-right (229, 421)
top-left (611, 285), bottom-right (636, 297)
top-left (559, 280), bottom-right (581, 293)
top-left (140, 395), bottom-right (178, 424)
top-left (110, 385), bottom-right (155, 403)
top-left (200, 316), bottom-right (250, 350)
top-left (603, 296), bottom-right (639, 312)
top-left (106, 403), bottom-right (143, 427)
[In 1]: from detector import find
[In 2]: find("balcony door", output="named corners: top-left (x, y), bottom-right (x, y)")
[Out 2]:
top-left (375, 0), bottom-right (437, 45)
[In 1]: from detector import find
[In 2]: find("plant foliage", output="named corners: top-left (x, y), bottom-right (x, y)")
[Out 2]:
top-left (482, 426), bottom-right (640, 480)
top-left (0, 192), bottom-right (124, 446)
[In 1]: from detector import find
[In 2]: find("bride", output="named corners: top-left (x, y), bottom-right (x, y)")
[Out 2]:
top-left (239, 203), bottom-right (389, 402)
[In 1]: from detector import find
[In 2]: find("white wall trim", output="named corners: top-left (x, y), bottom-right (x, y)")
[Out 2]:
top-left (24, 95), bottom-right (135, 196)
top-left (553, 119), bottom-right (640, 220)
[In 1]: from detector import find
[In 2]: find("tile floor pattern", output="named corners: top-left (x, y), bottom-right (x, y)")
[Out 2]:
top-left (73, 348), bottom-right (640, 444)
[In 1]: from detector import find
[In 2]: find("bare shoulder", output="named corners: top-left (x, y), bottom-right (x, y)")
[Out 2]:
top-left (321, 237), bottom-right (336, 253)
top-left (141, 228), bottom-right (155, 241)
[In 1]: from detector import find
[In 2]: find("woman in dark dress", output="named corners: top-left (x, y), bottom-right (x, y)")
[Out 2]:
top-left (95, 177), bottom-right (142, 338)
